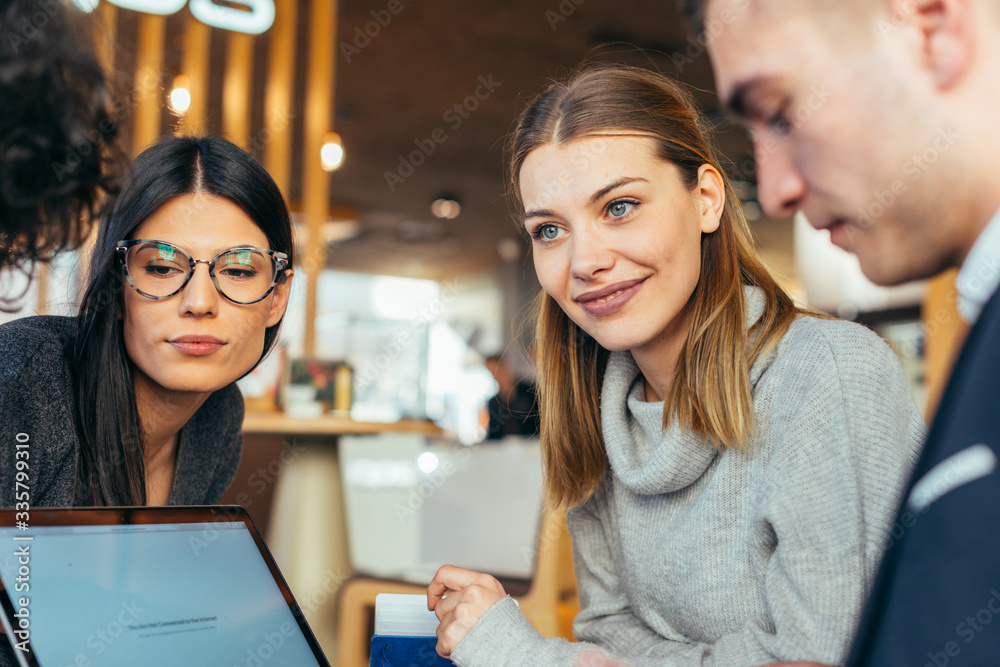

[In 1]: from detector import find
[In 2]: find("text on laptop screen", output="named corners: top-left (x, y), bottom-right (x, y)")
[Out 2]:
top-left (0, 521), bottom-right (323, 667)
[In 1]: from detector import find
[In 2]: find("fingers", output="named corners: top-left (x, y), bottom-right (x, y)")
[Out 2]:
top-left (433, 586), bottom-right (500, 658)
top-left (436, 613), bottom-right (467, 658)
top-left (426, 566), bottom-right (510, 658)
top-left (427, 564), bottom-right (493, 610)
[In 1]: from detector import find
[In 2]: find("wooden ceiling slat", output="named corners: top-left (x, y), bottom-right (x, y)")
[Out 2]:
top-left (180, 13), bottom-right (210, 135)
top-left (223, 32), bottom-right (255, 148)
top-left (302, 0), bottom-right (338, 356)
top-left (264, 0), bottom-right (298, 198)
top-left (132, 13), bottom-right (165, 154)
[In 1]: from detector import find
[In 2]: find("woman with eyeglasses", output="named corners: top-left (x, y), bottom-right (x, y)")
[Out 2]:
top-left (0, 136), bottom-right (294, 507)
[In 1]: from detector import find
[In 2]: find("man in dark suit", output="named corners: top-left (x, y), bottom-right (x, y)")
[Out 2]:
top-left (682, 0), bottom-right (1000, 664)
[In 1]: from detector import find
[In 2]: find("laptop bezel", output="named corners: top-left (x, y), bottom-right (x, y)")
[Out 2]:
top-left (0, 505), bottom-right (330, 667)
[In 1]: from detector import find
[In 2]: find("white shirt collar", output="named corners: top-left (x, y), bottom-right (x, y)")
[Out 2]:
top-left (956, 207), bottom-right (1000, 324)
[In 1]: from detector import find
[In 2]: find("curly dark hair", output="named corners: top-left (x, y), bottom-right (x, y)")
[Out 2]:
top-left (0, 0), bottom-right (122, 275)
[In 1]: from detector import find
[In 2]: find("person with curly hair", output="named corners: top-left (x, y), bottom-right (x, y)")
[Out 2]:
top-left (0, 0), bottom-right (121, 281)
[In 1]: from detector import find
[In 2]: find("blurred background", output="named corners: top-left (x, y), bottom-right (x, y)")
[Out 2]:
top-left (1, 1), bottom-right (966, 664)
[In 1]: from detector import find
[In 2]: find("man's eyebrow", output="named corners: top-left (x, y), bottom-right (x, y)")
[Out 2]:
top-left (722, 78), bottom-right (766, 120)
top-left (589, 177), bottom-right (647, 205)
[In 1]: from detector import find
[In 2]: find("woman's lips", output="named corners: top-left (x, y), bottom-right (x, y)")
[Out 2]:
top-left (576, 278), bottom-right (647, 317)
top-left (168, 336), bottom-right (226, 356)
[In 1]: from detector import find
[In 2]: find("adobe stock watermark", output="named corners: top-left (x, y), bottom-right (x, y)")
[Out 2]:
top-left (246, 107), bottom-right (296, 160)
top-left (854, 126), bottom-right (961, 232)
top-left (544, 0), bottom-right (586, 31)
top-left (62, 599), bottom-right (145, 666)
top-left (393, 444), bottom-right (475, 524)
top-left (731, 83), bottom-right (833, 182)
top-left (4, 0), bottom-right (60, 55)
top-left (339, 0), bottom-right (414, 64)
top-left (188, 441), bottom-right (307, 556)
top-left (236, 622), bottom-right (298, 667)
top-left (51, 64), bottom-right (165, 184)
top-left (922, 589), bottom-right (1000, 667)
top-left (528, 135), bottom-right (609, 211)
top-left (298, 567), bottom-right (351, 616)
top-left (355, 278), bottom-right (466, 390)
top-left (669, 0), bottom-right (751, 75)
top-left (520, 513), bottom-right (565, 566)
top-left (878, 0), bottom-right (924, 39)
top-left (383, 75), bottom-right (502, 192)
top-left (885, 443), bottom-right (992, 550)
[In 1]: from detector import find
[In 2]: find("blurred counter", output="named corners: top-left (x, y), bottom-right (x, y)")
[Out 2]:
top-left (242, 411), bottom-right (443, 437)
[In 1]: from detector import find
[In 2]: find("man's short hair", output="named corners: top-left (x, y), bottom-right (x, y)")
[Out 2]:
top-left (679, 0), bottom-right (709, 36)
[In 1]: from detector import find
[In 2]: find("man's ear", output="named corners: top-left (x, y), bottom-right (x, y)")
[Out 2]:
top-left (891, 0), bottom-right (975, 89)
top-left (696, 164), bottom-right (724, 234)
top-left (265, 269), bottom-right (293, 328)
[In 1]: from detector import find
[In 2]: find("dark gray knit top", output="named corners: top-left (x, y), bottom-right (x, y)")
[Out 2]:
top-left (0, 315), bottom-right (244, 508)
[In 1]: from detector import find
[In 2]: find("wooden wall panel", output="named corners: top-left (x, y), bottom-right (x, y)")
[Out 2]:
top-left (302, 0), bottom-right (338, 356)
top-left (179, 14), bottom-right (210, 135)
top-left (132, 13), bottom-right (165, 154)
top-left (264, 0), bottom-right (298, 197)
top-left (223, 32), bottom-right (255, 148)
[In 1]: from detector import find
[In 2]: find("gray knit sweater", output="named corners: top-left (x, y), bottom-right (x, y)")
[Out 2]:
top-left (452, 291), bottom-right (926, 666)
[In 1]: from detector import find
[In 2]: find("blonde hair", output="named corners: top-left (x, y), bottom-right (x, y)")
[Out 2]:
top-left (507, 65), bottom-right (810, 509)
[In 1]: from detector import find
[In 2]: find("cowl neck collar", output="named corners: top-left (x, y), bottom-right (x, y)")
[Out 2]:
top-left (600, 286), bottom-right (773, 495)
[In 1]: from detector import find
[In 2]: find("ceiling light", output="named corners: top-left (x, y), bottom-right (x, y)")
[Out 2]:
top-left (431, 197), bottom-right (461, 219)
top-left (497, 237), bottom-right (521, 263)
top-left (168, 75), bottom-right (192, 115)
top-left (321, 132), bottom-right (345, 172)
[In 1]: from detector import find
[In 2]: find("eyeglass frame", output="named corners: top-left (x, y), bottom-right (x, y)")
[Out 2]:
top-left (115, 239), bottom-right (289, 305)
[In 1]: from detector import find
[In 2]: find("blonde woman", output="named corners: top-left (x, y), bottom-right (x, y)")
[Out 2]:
top-left (427, 65), bottom-right (926, 666)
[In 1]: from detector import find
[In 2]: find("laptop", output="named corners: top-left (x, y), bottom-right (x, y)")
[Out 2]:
top-left (0, 506), bottom-right (330, 667)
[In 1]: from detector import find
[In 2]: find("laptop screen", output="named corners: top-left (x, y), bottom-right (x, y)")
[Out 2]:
top-left (0, 507), bottom-right (329, 667)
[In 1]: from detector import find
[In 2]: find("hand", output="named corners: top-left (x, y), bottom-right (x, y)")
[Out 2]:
top-left (427, 564), bottom-right (507, 658)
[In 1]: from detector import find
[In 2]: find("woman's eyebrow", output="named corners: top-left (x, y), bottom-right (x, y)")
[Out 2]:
top-left (522, 209), bottom-right (555, 224)
top-left (521, 177), bottom-right (648, 224)
top-left (589, 177), bottom-right (647, 205)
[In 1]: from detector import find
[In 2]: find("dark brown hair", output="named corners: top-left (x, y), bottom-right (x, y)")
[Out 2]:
top-left (73, 136), bottom-right (293, 506)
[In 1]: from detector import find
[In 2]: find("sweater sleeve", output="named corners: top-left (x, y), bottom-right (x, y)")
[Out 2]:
top-left (0, 320), bottom-right (78, 509)
top-left (451, 323), bottom-right (924, 666)
top-left (449, 485), bottom-right (670, 666)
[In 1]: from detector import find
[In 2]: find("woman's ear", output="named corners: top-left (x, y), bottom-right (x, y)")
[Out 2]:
top-left (265, 268), bottom-right (294, 328)
top-left (696, 164), bottom-right (725, 234)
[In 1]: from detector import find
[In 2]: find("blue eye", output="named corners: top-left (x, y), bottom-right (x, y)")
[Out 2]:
top-left (607, 199), bottom-right (638, 218)
top-left (531, 223), bottom-right (562, 242)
